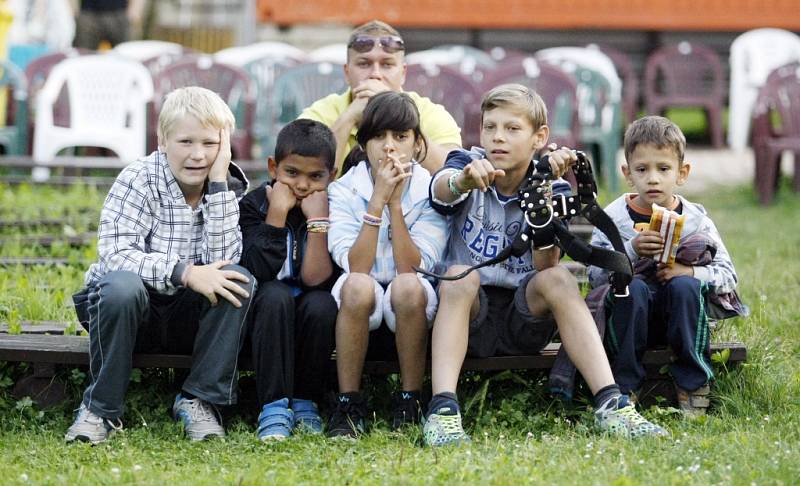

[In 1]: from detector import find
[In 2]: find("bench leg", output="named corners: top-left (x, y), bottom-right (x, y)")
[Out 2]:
top-left (12, 363), bottom-right (68, 409)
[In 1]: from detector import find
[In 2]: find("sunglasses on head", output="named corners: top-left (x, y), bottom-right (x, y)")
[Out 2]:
top-left (348, 35), bottom-right (405, 54)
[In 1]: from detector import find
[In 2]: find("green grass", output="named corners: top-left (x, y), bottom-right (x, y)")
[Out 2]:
top-left (1, 183), bottom-right (799, 485)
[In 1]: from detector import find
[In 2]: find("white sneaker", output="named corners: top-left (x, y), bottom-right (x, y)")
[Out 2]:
top-left (172, 395), bottom-right (225, 441)
top-left (65, 404), bottom-right (122, 445)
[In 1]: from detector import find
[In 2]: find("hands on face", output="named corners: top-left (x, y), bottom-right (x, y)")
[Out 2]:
top-left (348, 79), bottom-right (392, 125)
top-left (300, 189), bottom-right (329, 219)
top-left (208, 127), bottom-right (232, 183)
top-left (373, 146), bottom-right (412, 207)
top-left (266, 181), bottom-right (297, 214)
top-left (183, 260), bottom-right (250, 307)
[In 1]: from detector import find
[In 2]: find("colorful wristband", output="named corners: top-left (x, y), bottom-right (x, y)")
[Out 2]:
top-left (362, 213), bottom-right (382, 227)
top-left (448, 171), bottom-right (464, 196)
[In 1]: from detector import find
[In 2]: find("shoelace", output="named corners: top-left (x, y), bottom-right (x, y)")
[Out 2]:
top-left (184, 399), bottom-right (218, 424)
top-left (614, 404), bottom-right (662, 433)
top-left (435, 414), bottom-right (464, 435)
top-left (77, 407), bottom-right (122, 431)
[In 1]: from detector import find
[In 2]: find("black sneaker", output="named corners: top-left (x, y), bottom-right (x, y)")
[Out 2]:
top-left (391, 391), bottom-right (422, 430)
top-left (326, 392), bottom-right (367, 439)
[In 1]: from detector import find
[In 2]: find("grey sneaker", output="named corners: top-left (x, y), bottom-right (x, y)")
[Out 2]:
top-left (65, 404), bottom-right (122, 445)
top-left (423, 407), bottom-right (471, 447)
top-left (595, 395), bottom-right (669, 439)
top-left (172, 395), bottom-right (225, 441)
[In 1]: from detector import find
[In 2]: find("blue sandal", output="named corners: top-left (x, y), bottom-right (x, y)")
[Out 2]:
top-left (292, 399), bottom-right (322, 434)
top-left (257, 398), bottom-right (293, 441)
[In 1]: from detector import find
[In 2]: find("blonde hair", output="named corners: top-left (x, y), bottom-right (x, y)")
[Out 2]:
top-left (157, 87), bottom-right (235, 143)
top-left (480, 83), bottom-right (548, 130)
top-left (624, 115), bottom-right (686, 164)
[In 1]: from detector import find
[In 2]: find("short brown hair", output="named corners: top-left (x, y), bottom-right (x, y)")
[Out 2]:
top-left (623, 115), bottom-right (686, 164)
top-left (480, 83), bottom-right (548, 130)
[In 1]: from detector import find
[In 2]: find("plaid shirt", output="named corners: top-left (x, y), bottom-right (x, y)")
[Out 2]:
top-left (85, 151), bottom-right (245, 293)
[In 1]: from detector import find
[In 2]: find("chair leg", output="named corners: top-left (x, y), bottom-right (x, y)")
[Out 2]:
top-left (602, 141), bottom-right (619, 193)
top-left (754, 144), bottom-right (777, 204)
top-left (707, 106), bottom-right (724, 148)
top-left (793, 151), bottom-right (800, 193)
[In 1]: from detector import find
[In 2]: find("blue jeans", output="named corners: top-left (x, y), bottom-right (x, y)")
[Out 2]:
top-left (72, 267), bottom-right (255, 420)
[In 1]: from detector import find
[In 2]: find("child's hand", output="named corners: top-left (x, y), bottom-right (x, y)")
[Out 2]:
top-left (208, 127), bottom-right (232, 183)
top-left (458, 159), bottom-right (505, 192)
top-left (544, 145), bottom-right (577, 179)
top-left (371, 149), bottom-right (410, 208)
top-left (300, 190), bottom-right (329, 219)
top-left (386, 149), bottom-right (412, 207)
top-left (183, 260), bottom-right (250, 307)
top-left (655, 262), bottom-right (694, 283)
top-left (632, 230), bottom-right (664, 257)
top-left (266, 181), bottom-right (297, 215)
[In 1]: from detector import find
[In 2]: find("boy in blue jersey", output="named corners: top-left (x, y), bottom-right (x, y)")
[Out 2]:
top-left (424, 84), bottom-right (668, 446)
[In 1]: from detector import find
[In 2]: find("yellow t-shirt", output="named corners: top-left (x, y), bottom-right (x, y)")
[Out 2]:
top-left (298, 89), bottom-right (463, 172)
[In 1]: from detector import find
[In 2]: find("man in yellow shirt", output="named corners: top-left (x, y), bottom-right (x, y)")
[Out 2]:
top-left (299, 20), bottom-right (462, 176)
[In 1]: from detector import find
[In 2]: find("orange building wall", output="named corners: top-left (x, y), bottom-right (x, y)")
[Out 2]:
top-left (257, 0), bottom-right (800, 31)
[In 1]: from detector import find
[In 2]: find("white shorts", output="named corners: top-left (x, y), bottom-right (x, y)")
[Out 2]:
top-left (331, 273), bottom-right (438, 332)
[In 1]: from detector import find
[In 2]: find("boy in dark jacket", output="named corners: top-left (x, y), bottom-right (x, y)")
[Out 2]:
top-left (239, 119), bottom-right (339, 440)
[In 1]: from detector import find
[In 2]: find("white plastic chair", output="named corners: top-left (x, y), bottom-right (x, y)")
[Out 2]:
top-left (307, 43), bottom-right (348, 65)
top-left (728, 28), bottom-right (800, 151)
top-left (536, 47), bottom-right (622, 104)
top-left (214, 41), bottom-right (306, 67)
top-left (112, 40), bottom-right (186, 62)
top-left (33, 55), bottom-right (154, 164)
top-left (536, 47), bottom-right (623, 190)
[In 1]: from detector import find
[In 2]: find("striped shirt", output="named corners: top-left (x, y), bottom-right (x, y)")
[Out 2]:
top-left (85, 151), bottom-right (244, 293)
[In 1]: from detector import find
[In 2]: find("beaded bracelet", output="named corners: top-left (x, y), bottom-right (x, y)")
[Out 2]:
top-left (362, 213), bottom-right (382, 227)
top-left (306, 217), bottom-right (330, 223)
top-left (448, 170), bottom-right (464, 196)
top-left (306, 221), bottom-right (329, 233)
top-left (306, 218), bottom-right (331, 233)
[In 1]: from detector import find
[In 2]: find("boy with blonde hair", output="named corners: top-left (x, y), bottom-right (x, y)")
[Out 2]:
top-left (67, 87), bottom-right (255, 444)
top-left (588, 115), bottom-right (743, 416)
top-left (424, 84), bottom-right (667, 446)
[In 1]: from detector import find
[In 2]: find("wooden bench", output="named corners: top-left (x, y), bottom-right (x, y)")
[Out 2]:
top-left (0, 331), bottom-right (747, 407)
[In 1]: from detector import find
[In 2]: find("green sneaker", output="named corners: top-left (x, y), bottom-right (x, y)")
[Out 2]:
top-left (423, 407), bottom-right (470, 447)
top-left (595, 395), bottom-right (669, 439)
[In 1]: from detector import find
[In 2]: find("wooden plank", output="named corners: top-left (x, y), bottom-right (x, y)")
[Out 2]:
top-left (0, 333), bottom-right (747, 372)
top-left (0, 175), bottom-right (118, 186)
top-left (0, 233), bottom-right (95, 248)
top-left (0, 156), bottom-right (268, 173)
top-left (0, 321), bottom-right (79, 335)
top-left (0, 219), bottom-right (97, 230)
top-left (0, 257), bottom-right (79, 266)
